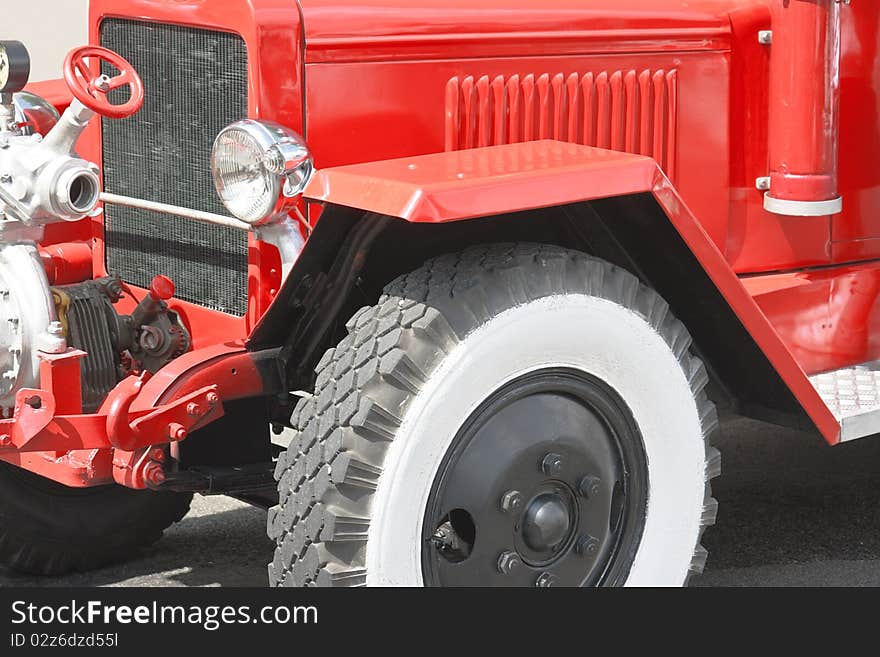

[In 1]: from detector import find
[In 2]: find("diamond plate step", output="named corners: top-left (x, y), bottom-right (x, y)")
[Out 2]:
top-left (810, 366), bottom-right (880, 442)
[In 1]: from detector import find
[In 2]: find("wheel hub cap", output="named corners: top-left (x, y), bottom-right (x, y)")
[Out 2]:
top-left (423, 368), bottom-right (648, 587)
top-left (522, 492), bottom-right (572, 553)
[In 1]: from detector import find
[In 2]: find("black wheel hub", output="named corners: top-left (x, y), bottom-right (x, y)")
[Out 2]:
top-left (423, 368), bottom-right (648, 587)
top-left (519, 485), bottom-right (576, 562)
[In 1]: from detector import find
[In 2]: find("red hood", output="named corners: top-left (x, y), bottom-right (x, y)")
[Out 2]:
top-left (297, 0), bottom-right (769, 62)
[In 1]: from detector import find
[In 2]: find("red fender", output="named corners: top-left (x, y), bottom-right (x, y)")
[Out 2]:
top-left (304, 140), bottom-right (839, 443)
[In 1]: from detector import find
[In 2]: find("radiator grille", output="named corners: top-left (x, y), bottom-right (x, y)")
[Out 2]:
top-left (445, 70), bottom-right (678, 179)
top-left (100, 19), bottom-right (249, 315)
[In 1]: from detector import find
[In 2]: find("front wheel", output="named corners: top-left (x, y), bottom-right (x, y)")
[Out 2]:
top-left (269, 244), bottom-right (720, 587)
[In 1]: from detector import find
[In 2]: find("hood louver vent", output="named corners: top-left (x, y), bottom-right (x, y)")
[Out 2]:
top-left (445, 70), bottom-right (678, 179)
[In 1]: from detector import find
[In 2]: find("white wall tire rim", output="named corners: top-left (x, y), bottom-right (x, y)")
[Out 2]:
top-left (365, 295), bottom-right (707, 587)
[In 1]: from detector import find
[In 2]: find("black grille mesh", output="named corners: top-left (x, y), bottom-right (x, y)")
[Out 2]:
top-left (100, 19), bottom-right (249, 315)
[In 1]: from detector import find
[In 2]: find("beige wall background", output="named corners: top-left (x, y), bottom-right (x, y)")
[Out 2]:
top-left (4, 1), bottom-right (89, 82)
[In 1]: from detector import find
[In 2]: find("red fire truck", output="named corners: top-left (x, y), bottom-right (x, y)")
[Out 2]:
top-left (0, 0), bottom-right (868, 586)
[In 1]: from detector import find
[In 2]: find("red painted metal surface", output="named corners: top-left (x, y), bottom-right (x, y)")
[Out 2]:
top-left (833, 2), bottom-right (880, 253)
top-left (444, 70), bottom-right (678, 180)
top-left (744, 263), bottom-right (880, 378)
top-left (304, 140), bottom-right (840, 441)
top-left (766, 0), bottom-right (841, 206)
top-left (298, 0), bottom-right (735, 63)
top-left (723, 4), bottom-right (832, 271)
top-left (305, 43), bottom-right (730, 252)
top-left (14, 0), bottom-right (880, 485)
top-left (39, 242), bottom-right (93, 285)
top-left (0, 339), bottom-right (271, 487)
top-left (306, 140), bottom-right (659, 222)
top-left (23, 79), bottom-right (72, 114)
top-left (129, 342), bottom-right (266, 411)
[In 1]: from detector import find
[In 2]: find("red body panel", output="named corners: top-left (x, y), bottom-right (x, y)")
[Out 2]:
top-left (744, 265), bottom-right (880, 377)
top-left (302, 10), bottom-right (732, 253)
top-left (306, 140), bottom-right (839, 440)
top-left (305, 141), bottom-right (659, 221)
top-left (63, 0), bottom-right (880, 375)
top-left (24, 79), bottom-right (72, 113)
top-left (11, 0), bottom-right (880, 487)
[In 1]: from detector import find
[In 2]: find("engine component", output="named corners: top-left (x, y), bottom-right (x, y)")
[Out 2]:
top-left (13, 91), bottom-right (60, 137)
top-left (0, 41), bottom-right (105, 232)
top-left (127, 276), bottom-right (191, 373)
top-left (0, 243), bottom-right (58, 412)
top-left (53, 278), bottom-right (125, 412)
top-left (54, 275), bottom-right (192, 412)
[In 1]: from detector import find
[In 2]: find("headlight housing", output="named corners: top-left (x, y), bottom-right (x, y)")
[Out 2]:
top-left (211, 119), bottom-right (313, 226)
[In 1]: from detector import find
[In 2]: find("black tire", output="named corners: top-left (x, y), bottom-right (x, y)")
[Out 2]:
top-left (268, 244), bottom-right (720, 587)
top-left (0, 462), bottom-right (192, 575)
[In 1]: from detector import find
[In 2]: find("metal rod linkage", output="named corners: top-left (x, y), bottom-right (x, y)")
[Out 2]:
top-left (99, 192), bottom-right (251, 231)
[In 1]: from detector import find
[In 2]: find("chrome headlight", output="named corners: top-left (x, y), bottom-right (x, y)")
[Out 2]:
top-left (211, 119), bottom-right (314, 225)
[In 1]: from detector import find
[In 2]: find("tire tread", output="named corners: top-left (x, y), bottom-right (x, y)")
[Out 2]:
top-left (268, 244), bottom-right (720, 586)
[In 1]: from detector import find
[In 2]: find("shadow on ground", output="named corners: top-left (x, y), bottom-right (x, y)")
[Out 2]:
top-left (693, 417), bottom-right (880, 586)
top-left (0, 496), bottom-right (271, 587)
top-left (3, 416), bottom-right (880, 587)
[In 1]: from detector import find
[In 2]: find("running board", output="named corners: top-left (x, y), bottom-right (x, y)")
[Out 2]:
top-left (810, 365), bottom-right (880, 442)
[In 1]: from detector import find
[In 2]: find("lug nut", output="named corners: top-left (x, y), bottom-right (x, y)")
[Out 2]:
top-left (577, 475), bottom-right (601, 499)
top-left (576, 535), bottom-right (600, 556)
top-left (541, 452), bottom-right (563, 477)
top-left (497, 551), bottom-right (522, 575)
top-left (535, 572), bottom-right (557, 588)
top-left (500, 490), bottom-right (523, 514)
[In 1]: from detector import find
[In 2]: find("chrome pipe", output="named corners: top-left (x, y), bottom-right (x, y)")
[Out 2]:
top-left (99, 192), bottom-right (251, 231)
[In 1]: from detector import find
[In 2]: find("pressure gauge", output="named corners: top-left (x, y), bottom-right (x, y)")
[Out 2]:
top-left (0, 41), bottom-right (30, 94)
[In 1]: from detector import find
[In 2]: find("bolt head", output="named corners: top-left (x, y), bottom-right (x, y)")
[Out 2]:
top-left (205, 391), bottom-right (220, 406)
top-left (541, 452), bottom-right (563, 477)
top-left (500, 490), bottom-right (523, 514)
top-left (535, 572), bottom-right (557, 588)
top-left (0, 433), bottom-right (11, 447)
top-left (497, 551), bottom-right (522, 575)
top-left (576, 535), bottom-right (600, 556)
top-left (577, 475), bottom-right (602, 499)
top-left (0, 174), bottom-right (11, 184)
top-left (144, 461), bottom-right (166, 487)
top-left (167, 423), bottom-right (187, 441)
top-left (186, 402), bottom-right (201, 417)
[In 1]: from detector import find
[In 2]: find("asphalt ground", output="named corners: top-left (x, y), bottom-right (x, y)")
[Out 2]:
top-left (2, 416), bottom-right (880, 587)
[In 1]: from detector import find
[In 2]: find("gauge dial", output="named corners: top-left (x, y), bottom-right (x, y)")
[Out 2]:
top-left (0, 41), bottom-right (31, 94)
